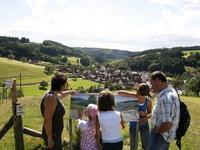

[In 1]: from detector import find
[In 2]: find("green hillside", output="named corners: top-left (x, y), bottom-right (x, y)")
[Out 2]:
top-left (0, 57), bottom-right (51, 84)
top-left (74, 47), bottom-right (135, 63)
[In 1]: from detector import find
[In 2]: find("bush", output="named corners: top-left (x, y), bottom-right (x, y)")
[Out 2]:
top-left (39, 80), bottom-right (48, 90)
top-left (17, 89), bottom-right (24, 97)
top-left (71, 120), bottom-right (81, 150)
top-left (76, 86), bottom-right (86, 93)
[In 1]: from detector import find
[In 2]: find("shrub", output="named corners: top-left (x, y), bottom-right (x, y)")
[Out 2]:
top-left (39, 80), bottom-right (48, 90)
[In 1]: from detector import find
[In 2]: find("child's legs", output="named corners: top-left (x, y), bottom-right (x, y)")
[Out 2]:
top-left (140, 124), bottom-right (150, 150)
top-left (129, 126), bottom-right (137, 150)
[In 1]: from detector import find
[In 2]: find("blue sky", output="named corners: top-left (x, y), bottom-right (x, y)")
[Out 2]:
top-left (1, 0), bottom-right (200, 51)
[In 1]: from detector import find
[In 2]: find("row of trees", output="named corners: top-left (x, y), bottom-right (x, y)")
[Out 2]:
top-left (0, 36), bottom-right (30, 43)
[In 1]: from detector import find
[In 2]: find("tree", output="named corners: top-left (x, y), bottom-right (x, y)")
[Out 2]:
top-left (44, 65), bottom-right (55, 75)
top-left (60, 56), bottom-right (68, 63)
top-left (80, 57), bottom-right (90, 66)
top-left (39, 80), bottom-right (48, 90)
top-left (184, 74), bottom-right (200, 97)
top-left (7, 54), bottom-right (15, 59)
top-left (171, 75), bottom-right (184, 89)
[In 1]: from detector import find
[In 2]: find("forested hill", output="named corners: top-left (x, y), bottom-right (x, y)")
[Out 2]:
top-left (0, 36), bottom-right (89, 64)
top-left (74, 47), bottom-right (137, 63)
top-left (110, 48), bottom-right (200, 76)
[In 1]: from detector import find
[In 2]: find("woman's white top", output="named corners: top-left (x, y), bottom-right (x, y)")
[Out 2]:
top-left (98, 111), bottom-right (122, 143)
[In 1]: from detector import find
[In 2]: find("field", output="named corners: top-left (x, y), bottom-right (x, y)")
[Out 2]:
top-left (68, 57), bottom-right (80, 65)
top-left (21, 78), bottom-right (102, 96)
top-left (182, 50), bottom-right (200, 58)
top-left (0, 57), bottom-right (50, 85)
top-left (0, 57), bottom-right (80, 85)
top-left (0, 95), bottom-right (199, 150)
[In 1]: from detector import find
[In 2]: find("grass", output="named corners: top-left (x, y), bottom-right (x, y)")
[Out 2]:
top-left (0, 57), bottom-right (50, 85)
top-left (0, 95), bottom-right (199, 150)
top-left (0, 78), bottom-right (102, 97)
top-left (182, 50), bottom-right (200, 58)
top-left (68, 57), bottom-right (80, 65)
top-left (184, 66), bottom-right (196, 72)
top-left (21, 78), bottom-right (102, 96)
top-left (0, 96), bottom-right (71, 150)
top-left (0, 58), bottom-right (45, 80)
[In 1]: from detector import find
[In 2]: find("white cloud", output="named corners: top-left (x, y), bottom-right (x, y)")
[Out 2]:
top-left (148, 0), bottom-right (181, 5)
top-left (54, 0), bottom-right (68, 5)
top-left (185, 0), bottom-right (200, 7)
top-left (2, 0), bottom-right (200, 51)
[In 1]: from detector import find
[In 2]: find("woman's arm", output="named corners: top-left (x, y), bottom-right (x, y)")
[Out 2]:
top-left (43, 95), bottom-right (57, 148)
top-left (58, 90), bottom-right (78, 99)
top-left (118, 90), bottom-right (139, 98)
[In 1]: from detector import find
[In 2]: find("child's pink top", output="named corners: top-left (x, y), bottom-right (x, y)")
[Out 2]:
top-left (78, 120), bottom-right (98, 150)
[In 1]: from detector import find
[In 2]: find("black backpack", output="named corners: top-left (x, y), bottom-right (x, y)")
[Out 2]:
top-left (175, 96), bottom-right (191, 150)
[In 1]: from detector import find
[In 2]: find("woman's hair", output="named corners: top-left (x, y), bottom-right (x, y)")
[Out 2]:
top-left (98, 90), bottom-right (115, 111)
top-left (51, 72), bottom-right (68, 91)
top-left (86, 104), bottom-right (98, 121)
top-left (150, 71), bottom-right (167, 82)
top-left (137, 83), bottom-right (150, 97)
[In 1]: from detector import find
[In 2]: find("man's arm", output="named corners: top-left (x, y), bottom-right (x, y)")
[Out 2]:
top-left (153, 122), bottom-right (172, 133)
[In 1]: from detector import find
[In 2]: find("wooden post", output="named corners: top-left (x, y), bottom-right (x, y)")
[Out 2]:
top-left (23, 127), bottom-right (42, 138)
top-left (12, 79), bottom-right (25, 150)
top-left (134, 121), bottom-right (139, 150)
top-left (19, 73), bottom-right (22, 92)
top-left (2, 84), bottom-right (5, 100)
top-left (69, 118), bottom-right (73, 150)
top-left (0, 116), bottom-right (13, 139)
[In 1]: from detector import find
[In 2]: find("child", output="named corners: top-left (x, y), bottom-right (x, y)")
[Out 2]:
top-left (97, 90), bottom-right (125, 150)
top-left (118, 83), bottom-right (152, 150)
top-left (78, 104), bottom-right (100, 150)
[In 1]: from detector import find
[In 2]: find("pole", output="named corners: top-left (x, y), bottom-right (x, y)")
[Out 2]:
top-left (12, 79), bottom-right (25, 150)
top-left (69, 118), bottom-right (73, 150)
top-left (20, 73), bottom-right (22, 92)
top-left (134, 121), bottom-right (139, 150)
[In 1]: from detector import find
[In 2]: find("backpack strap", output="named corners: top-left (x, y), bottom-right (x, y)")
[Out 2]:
top-left (176, 139), bottom-right (181, 150)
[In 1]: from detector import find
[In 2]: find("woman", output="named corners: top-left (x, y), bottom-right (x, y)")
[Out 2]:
top-left (40, 73), bottom-right (77, 150)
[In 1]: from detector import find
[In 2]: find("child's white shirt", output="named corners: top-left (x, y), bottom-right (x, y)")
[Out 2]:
top-left (78, 119), bottom-right (88, 131)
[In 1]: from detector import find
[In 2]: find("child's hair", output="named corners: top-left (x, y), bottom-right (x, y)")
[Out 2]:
top-left (137, 83), bottom-right (150, 97)
top-left (98, 90), bottom-right (115, 111)
top-left (86, 104), bottom-right (98, 121)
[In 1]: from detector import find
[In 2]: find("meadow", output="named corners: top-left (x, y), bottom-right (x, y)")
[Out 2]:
top-left (0, 57), bottom-right (80, 85)
top-left (182, 50), bottom-right (200, 58)
top-left (0, 57), bottom-right (50, 85)
top-left (0, 94), bottom-right (199, 150)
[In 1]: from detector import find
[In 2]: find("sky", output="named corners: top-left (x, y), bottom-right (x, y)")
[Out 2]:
top-left (1, 0), bottom-right (200, 51)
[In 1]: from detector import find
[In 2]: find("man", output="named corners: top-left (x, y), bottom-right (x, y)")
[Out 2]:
top-left (147, 71), bottom-right (180, 150)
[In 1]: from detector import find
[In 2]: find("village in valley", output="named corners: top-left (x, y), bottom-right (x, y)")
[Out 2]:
top-left (29, 59), bottom-right (151, 89)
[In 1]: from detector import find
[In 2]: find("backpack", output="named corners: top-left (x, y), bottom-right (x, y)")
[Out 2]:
top-left (175, 96), bottom-right (191, 150)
